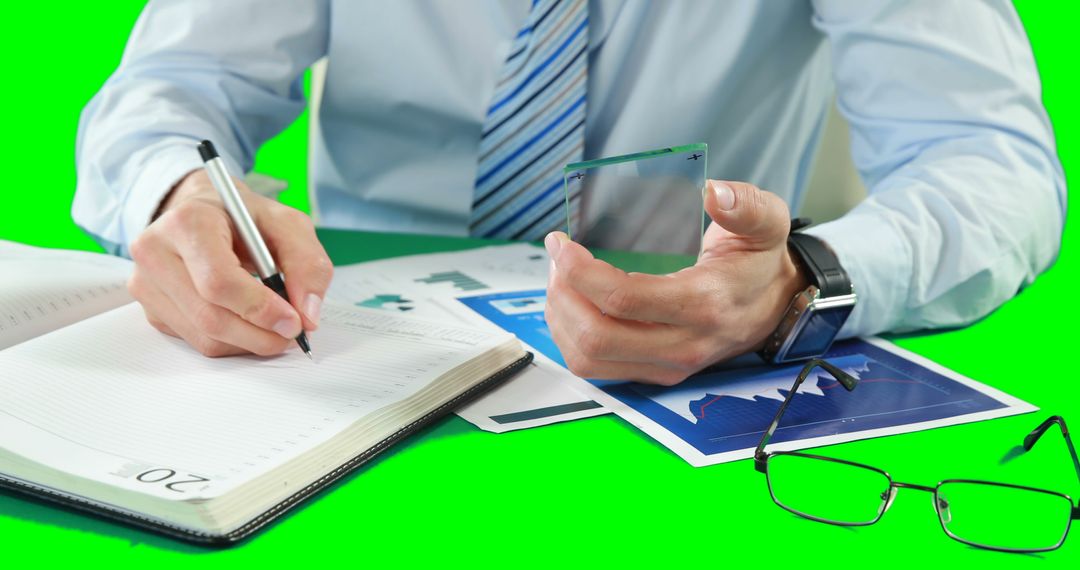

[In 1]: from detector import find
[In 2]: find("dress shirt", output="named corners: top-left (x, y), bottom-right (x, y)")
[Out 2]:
top-left (74, 0), bottom-right (1066, 339)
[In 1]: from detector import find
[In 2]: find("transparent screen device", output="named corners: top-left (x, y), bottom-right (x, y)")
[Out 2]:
top-left (563, 144), bottom-right (707, 272)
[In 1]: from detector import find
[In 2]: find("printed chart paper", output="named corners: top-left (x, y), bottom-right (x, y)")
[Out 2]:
top-left (456, 288), bottom-right (1038, 466)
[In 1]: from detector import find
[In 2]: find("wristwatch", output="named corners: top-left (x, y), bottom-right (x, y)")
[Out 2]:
top-left (759, 220), bottom-right (857, 364)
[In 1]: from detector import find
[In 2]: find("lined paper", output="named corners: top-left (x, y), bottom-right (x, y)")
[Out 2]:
top-left (0, 302), bottom-right (513, 500)
top-left (0, 241), bottom-right (133, 349)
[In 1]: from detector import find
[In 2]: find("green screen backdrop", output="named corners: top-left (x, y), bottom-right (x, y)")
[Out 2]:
top-left (0, 2), bottom-right (1076, 568)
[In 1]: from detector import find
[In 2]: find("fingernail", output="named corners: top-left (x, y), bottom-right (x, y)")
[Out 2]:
top-left (544, 232), bottom-right (562, 261)
top-left (711, 181), bottom-right (735, 211)
top-left (273, 317), bottom-right (300, 339)
top-left (303, 293), bottom-right (322, 324)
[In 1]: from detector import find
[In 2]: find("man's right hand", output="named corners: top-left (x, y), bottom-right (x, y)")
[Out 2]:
top-left (127, 169), bottom-right (333, 357)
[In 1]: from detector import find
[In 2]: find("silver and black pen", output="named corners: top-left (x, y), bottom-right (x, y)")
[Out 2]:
top-left (197, 139), bottom-right (313, 359)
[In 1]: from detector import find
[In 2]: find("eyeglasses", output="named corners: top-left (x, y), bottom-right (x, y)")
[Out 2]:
top-left (753, 358), bottom-right (1080, 553)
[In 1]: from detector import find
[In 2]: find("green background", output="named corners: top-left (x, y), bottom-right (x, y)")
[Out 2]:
top-left (1, 1), bottom-right (1077, 567)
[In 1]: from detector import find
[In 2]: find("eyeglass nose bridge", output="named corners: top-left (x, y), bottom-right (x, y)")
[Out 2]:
top-left (880, 481), bottom-right (938, 514)
top-left (892, 481), bottom-right (937, 493)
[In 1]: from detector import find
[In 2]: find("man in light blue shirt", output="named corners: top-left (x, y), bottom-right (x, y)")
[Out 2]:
top-left (74, 1), bottom-right (1065, 384)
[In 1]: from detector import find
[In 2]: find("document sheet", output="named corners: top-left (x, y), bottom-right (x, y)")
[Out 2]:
top-left (454, 288), bottom-right (1039, 466)
top-left (327, 245), bottom-right (606, 432)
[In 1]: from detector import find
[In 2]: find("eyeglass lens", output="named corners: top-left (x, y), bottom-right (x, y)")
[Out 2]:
top-left (766, 453), bottom-right (891, 525)
top-left (935, 481), bottom-right (1072, 552)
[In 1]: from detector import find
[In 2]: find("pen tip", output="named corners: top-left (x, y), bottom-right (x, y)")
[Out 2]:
top-left (305, 350), bottom-right (313, 361)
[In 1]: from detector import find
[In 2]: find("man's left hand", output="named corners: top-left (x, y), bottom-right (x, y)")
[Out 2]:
top-left (544, 180), bottom-right (807, 386)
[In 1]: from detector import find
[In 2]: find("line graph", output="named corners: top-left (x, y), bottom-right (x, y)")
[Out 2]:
top-left (693, 376), bottom-right (928, 422)
top-left (603, 344), bottom-right (1011, 457)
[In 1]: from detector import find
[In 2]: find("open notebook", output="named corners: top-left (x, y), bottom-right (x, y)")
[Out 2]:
top-left (0, 243), bottom-right (530, 544)
top-left (0, 240), bottom-right (135, 350)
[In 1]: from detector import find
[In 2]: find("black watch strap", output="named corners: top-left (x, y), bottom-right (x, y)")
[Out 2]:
top-left (788, 232), bottom-right (851, 298)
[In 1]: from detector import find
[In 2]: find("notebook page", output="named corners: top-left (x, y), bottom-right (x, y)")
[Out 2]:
top-left (0, 240), bottom-right (133, 349)
top-left (0, 302), bottom-right (513, 502)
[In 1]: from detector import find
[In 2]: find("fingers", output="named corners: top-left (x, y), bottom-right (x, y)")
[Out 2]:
top-left (165, 203), bottom-right (304, 340)
top-left (263, 206), bottom-right (333, 331)
top-left (129, 268), bottom-right (270, 358)
top-left (545, 242), bottom-right (724, 383)
top-left (131, 238), bottom-right (296, 356)
top-left (702, 180), bottom-right (790, 248)
top-left (544, 232), bottom-right (693, 324)
top-left (546, 288), bottom-right (711, 384)
top-left (541, 180), bottom-right (795, 385)
top-left (546, 270), bottom-right (680, 363)
top-left (131, 168), bottom-right (330, 359)
top-left (130, 178), bottom-right (322, 357)
top-left (555, 340), bottom-right (694, 386)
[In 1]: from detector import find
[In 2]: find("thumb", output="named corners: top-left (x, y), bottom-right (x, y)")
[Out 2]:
top-left (544, 230), bottom-right (594, 270)
top-left (703, 180), bottom-right (790, 245)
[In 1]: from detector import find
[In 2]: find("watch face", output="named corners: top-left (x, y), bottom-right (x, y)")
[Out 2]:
top-left (784, 304), bottom-right (855, 360)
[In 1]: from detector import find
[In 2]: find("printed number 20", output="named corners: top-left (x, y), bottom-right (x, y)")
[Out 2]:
top-left (136, 468), bottom-right (210, 493)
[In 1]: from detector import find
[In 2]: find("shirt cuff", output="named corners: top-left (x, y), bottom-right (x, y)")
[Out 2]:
top-left (804, 207), bottom-right (912, 338)
top-left (120, 145), bottom-right (244, 254)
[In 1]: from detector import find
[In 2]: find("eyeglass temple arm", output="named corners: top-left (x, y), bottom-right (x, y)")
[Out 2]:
top-left (1023, 416), bottom-right (1080, 515)
top-left (753, 358), bottom-right (858, 472)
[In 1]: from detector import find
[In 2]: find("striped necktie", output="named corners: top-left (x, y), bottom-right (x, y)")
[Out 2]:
top-left (469, 0), bottom-right (588, 241)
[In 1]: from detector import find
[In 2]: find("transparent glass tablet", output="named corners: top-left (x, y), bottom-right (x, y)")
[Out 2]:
top-left (563, 144), bottom-right (707, 273)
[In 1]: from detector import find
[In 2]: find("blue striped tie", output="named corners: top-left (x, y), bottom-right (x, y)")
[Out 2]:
top-left (470, 0), bottom-right (588, 240)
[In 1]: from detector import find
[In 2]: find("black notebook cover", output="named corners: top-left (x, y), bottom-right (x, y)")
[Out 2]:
top-left (0, 352), bottom-right (534, 546)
